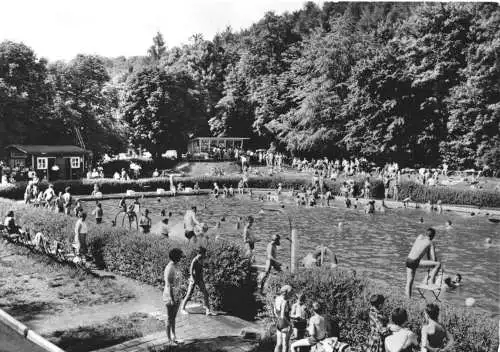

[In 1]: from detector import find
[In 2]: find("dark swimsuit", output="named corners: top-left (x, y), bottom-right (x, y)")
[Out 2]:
top-left (406, 257), bottom-right (420, 270)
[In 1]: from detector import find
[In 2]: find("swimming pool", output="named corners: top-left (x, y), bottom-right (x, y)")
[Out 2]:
top-left (80, 193), bottom-right (500, 315)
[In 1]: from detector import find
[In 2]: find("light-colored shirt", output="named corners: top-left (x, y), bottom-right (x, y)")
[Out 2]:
top-left (385, 325), bottom-right (418, 352)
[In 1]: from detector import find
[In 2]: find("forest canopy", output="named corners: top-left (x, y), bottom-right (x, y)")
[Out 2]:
top-left (0, 2), bottom-right (498, 169)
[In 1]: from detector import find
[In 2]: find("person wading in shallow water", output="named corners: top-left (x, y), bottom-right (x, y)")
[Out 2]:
top-left (405, 228), bottom-right (441, 297)
top-left (184, 206), bottom-right (201, 243)
top-left (260, 234), bottom-right (282, 293)
top-left (243, 215), bottom-right (257, 258)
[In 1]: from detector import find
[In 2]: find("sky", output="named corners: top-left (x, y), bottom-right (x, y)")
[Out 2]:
top-left (0, 0), bottom-right (311, 62)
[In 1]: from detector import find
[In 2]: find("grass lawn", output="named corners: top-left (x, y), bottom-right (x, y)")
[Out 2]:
top-left (0, 240), bottom-right (135, 324)
top-left (44, 313), bottom-right (164, 352)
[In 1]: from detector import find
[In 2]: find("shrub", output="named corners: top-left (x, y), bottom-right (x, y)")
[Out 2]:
top-left (265, 269), bottom-right (498, 352)
top-left (0, 198), bottom-right (258, 318)
top-left (398, 181), bottom-right (500, 208)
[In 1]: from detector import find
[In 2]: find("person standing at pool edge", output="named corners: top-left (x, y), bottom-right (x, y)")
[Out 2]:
top-left (260, 234), bottom-right (282, 293)
top-left (180, 247), bottom-right (214, 316)
top-left (405, 228), bottom-right (441, 297)
top-left (163, 248), bottom-right (184, 345)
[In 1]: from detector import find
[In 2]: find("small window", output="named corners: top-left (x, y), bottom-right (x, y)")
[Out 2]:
top-left (37, 157), bottom-right (48, 170)
top-left (70, 157), bottom-right (81, 169)
top-left (13, 159), bottom-right (25, 168)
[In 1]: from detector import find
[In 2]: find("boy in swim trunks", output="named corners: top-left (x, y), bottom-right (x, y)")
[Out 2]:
top-left (405, 228), bottom-right (441, 297)
top-left (139, 209), bottom-right (152, 234)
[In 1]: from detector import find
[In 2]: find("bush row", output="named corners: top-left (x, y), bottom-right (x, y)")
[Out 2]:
top-left (0, 198), bottom-right (258, 318)
top-left (264, 269), bottom-right (498, 352)
top-left (0, 175), bottom-right (499, 208)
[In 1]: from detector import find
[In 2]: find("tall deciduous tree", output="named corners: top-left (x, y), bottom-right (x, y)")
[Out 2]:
top-left (0, 41), bottom-right (52, 150)
top-left (148, 32), bottom-right (167, 64)
top-left (122, 68), bottom-right (205, 159)
top-left (343, 3), bottom-right (476, 166)
top-left (441, 3), bottom-right (500, 169)
top-left (48, 55), bottom-right (125, 157)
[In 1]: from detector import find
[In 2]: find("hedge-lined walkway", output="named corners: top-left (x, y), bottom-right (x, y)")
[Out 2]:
top-left (94, 306), bottom-right (260, 352)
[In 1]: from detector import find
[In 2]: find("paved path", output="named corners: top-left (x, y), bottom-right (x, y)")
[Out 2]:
top-left (93, 304), bottom-right (261, 352)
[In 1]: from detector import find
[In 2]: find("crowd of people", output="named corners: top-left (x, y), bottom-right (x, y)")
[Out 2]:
top-left (1, 152), bottom-right (493, 352)
top-left (267, 284), bottom-right (455, 352)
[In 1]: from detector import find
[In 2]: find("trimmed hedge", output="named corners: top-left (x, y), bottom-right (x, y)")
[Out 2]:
top-left (0, 175), bottom-right (499, 208)
top-left (0, 198), bottom-right (258, 318)
top-left (265, 269), bottom-right (498, 352)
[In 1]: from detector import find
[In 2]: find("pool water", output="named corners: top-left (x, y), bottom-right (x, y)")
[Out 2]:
top-left (80, 194), bottom-right (500, 316)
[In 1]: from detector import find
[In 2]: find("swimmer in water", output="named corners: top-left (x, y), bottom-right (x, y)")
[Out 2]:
top-left (485, 237), bottom-right (492, 248)
top-left (444, 273), bottom-right (462, 289)
top-left (420, 217), bottom-right (424, 223)
top-left (365, 200), bottom-right (375, 214)
top-left (345, 197), bottom-right (352, 209)
top-left (445, 220), bottom-right (452, 230)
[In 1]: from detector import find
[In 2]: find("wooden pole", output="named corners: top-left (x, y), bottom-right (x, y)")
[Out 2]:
top-left (291, 228), bottom-right (297, 273)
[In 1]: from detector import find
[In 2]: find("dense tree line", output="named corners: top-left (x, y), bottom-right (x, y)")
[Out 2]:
top-left (1, 2), bottom-right (498, 170)
top-left (0, 43), bottom-right (126, 158)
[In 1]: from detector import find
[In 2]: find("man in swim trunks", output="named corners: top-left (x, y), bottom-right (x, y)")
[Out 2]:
top-left (179, 247), bottom-right (214, 316)
top-left (260, 234), bottom-right (282, 293)
top-left (184, 206), bottom-right (201, 243)
top-left (405, 228), bottom-right (441, 297)
top-left (139, 209), bottom-right (152, 234)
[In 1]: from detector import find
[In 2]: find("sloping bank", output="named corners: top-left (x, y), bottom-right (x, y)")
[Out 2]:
top-left (1, 176), bottom-right (499, 208)
top-left (0, 198), bottom-right (258, 320)
top-left (0, 198), bottom-right (498, 352)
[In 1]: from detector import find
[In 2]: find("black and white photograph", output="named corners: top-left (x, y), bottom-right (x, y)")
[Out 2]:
top-left (0, 1), bottom-right (499, 351)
